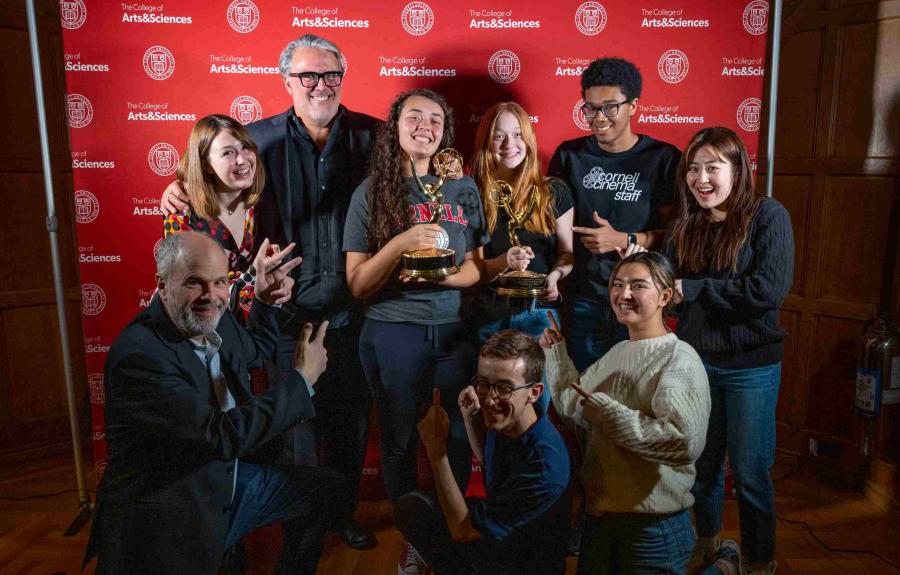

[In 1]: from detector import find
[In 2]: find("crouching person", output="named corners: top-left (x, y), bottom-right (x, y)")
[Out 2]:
top-left (83, 232), bottom-right (346, 575)
top-left (396, 330), bottom-right (571, 575)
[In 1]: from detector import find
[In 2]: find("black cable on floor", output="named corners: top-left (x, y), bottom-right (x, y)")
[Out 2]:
top-left (0, 488), bottom-right (95, 501)
top-left (777, 513), bottom-right (900, 573)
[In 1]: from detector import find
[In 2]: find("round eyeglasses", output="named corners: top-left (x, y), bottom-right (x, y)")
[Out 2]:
top-left (287, 71), bottom-right (344, 88)
top-left (581, 99), bottom-right (630, 120)
top-left (471, 375), bottom-right (535, 400)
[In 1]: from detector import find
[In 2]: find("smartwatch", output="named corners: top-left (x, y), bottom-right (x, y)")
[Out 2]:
top-left (627, 233), bottom-right (638, 245)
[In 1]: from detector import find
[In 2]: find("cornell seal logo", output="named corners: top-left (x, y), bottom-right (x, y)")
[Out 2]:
top-left (227, 0), bottom-right (260, 33)
top-left (575, 2), bottom-right (607, 36)
top-left (153, 237), bottom-right (163, 261)
top-left (74, 190), bottom-right (100, 224)
top-left (743, 0), bottom-right (768, 36)
top-left (88, 373), bottom-right (105, 405)
top-left (81, 283), bottom-right (107, 316)
top-left (572, 99), bottom-right (591, 131)
top-left (657, 49), bottom-right (689, 84)
top-left (95, 460), bottom-right (107, 482)
top-left (737, 98), bottom-right (762, 131)
top-left (488, 50), bottom-right (521, 84)
top-left (66, 94), bottom-right (93, 128)
top-left (401, 2), bottom-right (434, 36)
top-left (143, 45), bottom-right (176, 81)
top-left (148, 143), bottom-right (179, 176)
top-left (60, 0), bottom-right (86, 30)
top-left (230, 96), bottom-right (263, 125)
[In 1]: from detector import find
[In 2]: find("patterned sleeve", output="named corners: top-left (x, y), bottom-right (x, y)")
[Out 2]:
top-left (162, 212), bottom-right (194, 237)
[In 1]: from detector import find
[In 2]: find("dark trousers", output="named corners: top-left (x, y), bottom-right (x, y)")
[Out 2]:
top-left (359, 319), bottom-right (474, 502)
top-left (274, 322), bottom-right (370, 527)
top-left (225, 462), bottom-right (346, 575)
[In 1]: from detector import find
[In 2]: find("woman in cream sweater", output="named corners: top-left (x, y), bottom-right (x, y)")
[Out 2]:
top-left (541, 250), bottom-right (711, 574)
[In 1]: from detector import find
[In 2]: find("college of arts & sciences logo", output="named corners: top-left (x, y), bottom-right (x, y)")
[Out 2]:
top-left (143, 45), bottom-right (175, 81)
top-left (81, 283), bottom-right (107, 316)
top-left (60, 0), bottom-right (87, 30)
top-left (743, 0), bottom-right (768, 36)
top-left (66, 94), bottom-right (93, 128)
top-left (575, 2), bottom-right (607, 36)
top-left (657, 49), bottom-right (689, 84)
top-left (88, 373), bottom-right (105, 405)
top-left (148, 143), bottom-right (179, 176)
top-left (572, 99), bottom-right (591, 131)
top-left (227, 0), bottom-right (260, 33)
top-left (230, 96), bottom-right (263, 125)
top-left (401, 2), bottom-right (434, 36)
top-left (737, 98), bottom-right (762, 131)
top-left (488, 50), bottom-right (521, 84)
top-left (74, 190), bottom-right (100, 224)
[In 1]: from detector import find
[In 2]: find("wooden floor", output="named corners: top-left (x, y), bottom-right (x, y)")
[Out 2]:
top-left (0, 453), bottom-right (898, 574)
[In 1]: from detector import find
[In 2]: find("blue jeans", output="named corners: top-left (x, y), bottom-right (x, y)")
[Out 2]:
top-left (578, 509), bottom-right (695, 574)
top-left (476, 294), bottom-right (560, 413)
top-left (691, 362), bottom-right (781, 564)
top-left (568, 296), bottom-right (629, 372)
top-left (225, 462), bottom-right (346, 575)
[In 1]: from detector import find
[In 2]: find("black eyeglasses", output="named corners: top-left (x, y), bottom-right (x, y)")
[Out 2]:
top-left (471, 375), bottom-right (535, 400)
top-left (287, 71), bottom-right (344, 88)
top-left (581, 99), bottom-right (630, 120)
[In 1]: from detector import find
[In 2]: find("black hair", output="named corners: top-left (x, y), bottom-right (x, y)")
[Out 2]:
top-left (581, 57), bottom-right (643, 101)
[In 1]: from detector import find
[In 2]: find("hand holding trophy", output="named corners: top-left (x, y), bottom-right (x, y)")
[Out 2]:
top-left (399, 148), bottom-right (465, 280)
top-left (490, 181), bottom-right (548, 298)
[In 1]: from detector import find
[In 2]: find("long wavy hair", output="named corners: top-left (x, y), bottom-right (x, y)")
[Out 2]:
top-left (366, 89), bottom-right (455, 251)
top-left (670, 126), bottom-right (762, 273)
top-left (177, 114), bottom-right (264, 221)
top-left (471, 102), bottom-right (556, 237)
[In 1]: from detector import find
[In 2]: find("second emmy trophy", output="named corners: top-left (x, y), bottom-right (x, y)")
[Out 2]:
top-left (400, 148), bottom-right (464, 280)
top-left (491, 181), bottom-right (548, 298)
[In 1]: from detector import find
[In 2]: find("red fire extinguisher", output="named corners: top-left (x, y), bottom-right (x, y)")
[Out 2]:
top-left (855, 312), bottom-right (900, 456)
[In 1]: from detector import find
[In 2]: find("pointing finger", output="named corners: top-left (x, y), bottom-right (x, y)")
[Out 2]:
top-left (433, 387), bottom-right (441, 408)
top-left (547, 311), bottom-right (561, 333)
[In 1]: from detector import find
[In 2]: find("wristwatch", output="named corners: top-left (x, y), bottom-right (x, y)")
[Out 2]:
top-left (627, 233), bottom-right (638, 245)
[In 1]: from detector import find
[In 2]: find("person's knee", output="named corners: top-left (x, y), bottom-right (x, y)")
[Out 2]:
top-left (394, 491), bottom-right (434, 534)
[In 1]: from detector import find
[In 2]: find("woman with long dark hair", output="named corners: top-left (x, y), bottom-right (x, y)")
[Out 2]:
top-left (541, 251), bottom-right (711, 574)
top-left (342, 89), bottom-right (488, 573)
top-left (470, 102), bottom-right (574, 411)
top-left (668, 127), bottom-right (794, 575)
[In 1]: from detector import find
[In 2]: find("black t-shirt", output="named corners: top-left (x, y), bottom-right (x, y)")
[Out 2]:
top-left (549, 134), bottom-right (680, 301)
top-left (483, 177), bottom-right (574, 275)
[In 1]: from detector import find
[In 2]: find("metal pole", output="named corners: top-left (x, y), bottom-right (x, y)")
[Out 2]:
top-left (26, 0), bottom-right (91, 514)
top-left (766, 0), bottom-right (783, 198)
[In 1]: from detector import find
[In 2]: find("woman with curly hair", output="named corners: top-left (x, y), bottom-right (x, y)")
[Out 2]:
top-left (667, 127), bottom-right (794, 575)
top-left (342, 89), bottom-right (488, 572)
top-left (470, 101), bottom-right (574, 411)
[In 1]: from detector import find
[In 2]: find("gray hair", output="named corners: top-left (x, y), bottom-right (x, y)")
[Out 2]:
top-left (278, 34), bottom-right (343, 77)
top-left (156, 233), bottom-right (190, 280)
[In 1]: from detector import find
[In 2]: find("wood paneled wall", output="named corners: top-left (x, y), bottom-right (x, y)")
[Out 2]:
top-left (761, 0), bottom-right (900, 479)
top-left (0, 0), bottom-right (87, 459)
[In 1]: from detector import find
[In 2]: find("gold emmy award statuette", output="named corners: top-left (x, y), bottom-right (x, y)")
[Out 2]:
top-left (491, 181), bottom-right (548, 298)
top-left (400, 149), bottom-right (464, 280)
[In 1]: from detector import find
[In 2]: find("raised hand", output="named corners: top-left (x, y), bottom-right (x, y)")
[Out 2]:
top-left (253, 238), bottom-right (302, 305)
top-left (615, 242), bottom-right (647, 259)
top-left (572, 211), bottom-right (624, 254)
top-left (539, 310), bottom-right (563, 348)
top-left (293, 320), bottom-right (329, 386)
top-left (457, 385), bottom-right (481, 418)
top-left (417, 388), bottom-right (450, 461)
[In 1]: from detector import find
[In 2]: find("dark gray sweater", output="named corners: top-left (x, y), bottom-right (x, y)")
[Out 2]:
top-left (666, 197), bottom-right (794, 369)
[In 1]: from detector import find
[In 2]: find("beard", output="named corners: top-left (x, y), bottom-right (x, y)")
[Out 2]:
top-left (171, 299), bottom-right (226, 338)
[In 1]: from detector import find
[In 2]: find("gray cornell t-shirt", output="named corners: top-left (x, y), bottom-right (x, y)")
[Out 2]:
top-left (343, 174), bottom-right (488, 324)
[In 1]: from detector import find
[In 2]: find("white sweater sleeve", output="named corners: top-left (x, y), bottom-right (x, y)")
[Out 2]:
top-left (581, 359), bottom-right (709, 466)
top-left (543, 340), bottom-right (610, 430)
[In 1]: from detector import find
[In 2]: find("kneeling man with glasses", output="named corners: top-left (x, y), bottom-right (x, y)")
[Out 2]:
top-left (395, 330), bottom-right (571, 575)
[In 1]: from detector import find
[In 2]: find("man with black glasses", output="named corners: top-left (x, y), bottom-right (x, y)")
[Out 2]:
top-left (549, 57), bottom-right (681, 374)
top-left (395, 330), bottom-right (571, 575)
top-left (161, 34), bottom-right (379, 550)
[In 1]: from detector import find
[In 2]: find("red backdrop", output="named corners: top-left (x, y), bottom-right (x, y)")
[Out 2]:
top-left (60, 0), bottom-right (770, 494)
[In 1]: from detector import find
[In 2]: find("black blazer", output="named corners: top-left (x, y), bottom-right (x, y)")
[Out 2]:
top-left (84, 296), bottom-right (315, 574)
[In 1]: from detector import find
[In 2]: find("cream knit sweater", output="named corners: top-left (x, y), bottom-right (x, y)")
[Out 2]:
top-left (545, 333), bottom-right (710, 515)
